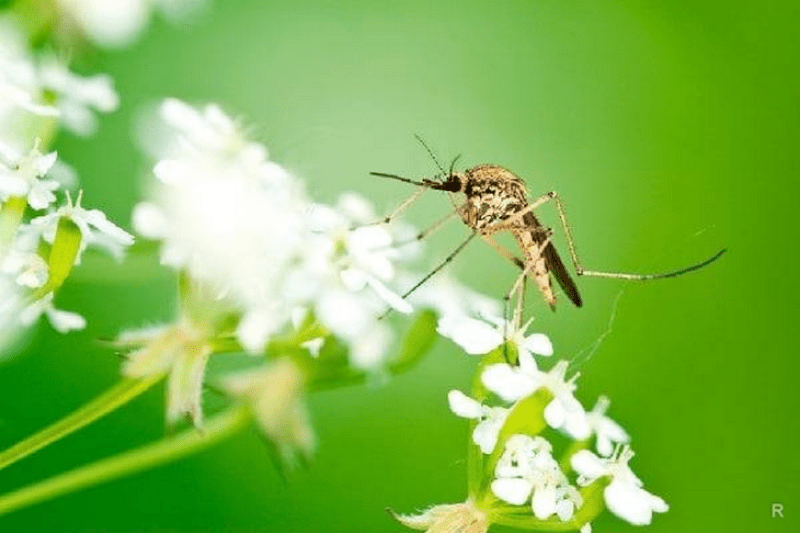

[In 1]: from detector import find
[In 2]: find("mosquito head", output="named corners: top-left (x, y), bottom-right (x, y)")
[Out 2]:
top-left (422, 172), bottom-right (465, 193)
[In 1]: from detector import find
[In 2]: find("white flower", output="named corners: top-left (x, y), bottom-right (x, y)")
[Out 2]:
top-left (0, 18), bottom-right (60, 155)
top-left (572, 446), bottom-right (669, 526)
top-left (223, 358), bottom-right (315, 466)
top-left (447, 389), bottom-right (509, 454)
top-left (586, 396), bottom-right (629, 457)
top-left (0, 19), bottom-right (58, 115)
top-left (0, 140), bottom-right (59, 209)
top-left (491, 434), bottom-right (582, 521)
top-left (38, 58), bottom-right (119, 136)
top-left (136, 99), bottom-right (430, 368)
top-left (133, 99), bottom-right (309, 352)
top-left (437, 312), bottom-right (552, 358)
top-left (32, 190), bottom-right (134, 260)
top-left (19, 292), bottom-right (86, 333)
top-left (54, 0), bottom-right (206, 49)
top-left (1, 248), bottom-right (48, 288)
top-left (306, 194), bottom-right (412, 315)
top-left (483, 359), bottom-right (590, 440)
top-left (121, 321), bottom-right (212, 426)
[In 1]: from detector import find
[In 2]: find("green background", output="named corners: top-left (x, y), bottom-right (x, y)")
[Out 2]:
top-left (1, 1), bottom-right (797, 531)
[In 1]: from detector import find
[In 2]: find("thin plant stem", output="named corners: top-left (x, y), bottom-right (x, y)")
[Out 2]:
top-left (0, 406), bottom-right (249, 518)
top-left (0, 375), bottom-right (164, 471)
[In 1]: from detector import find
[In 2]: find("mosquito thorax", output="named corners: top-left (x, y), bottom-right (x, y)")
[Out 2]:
top-left (460, 165), bottom-right (529, 230)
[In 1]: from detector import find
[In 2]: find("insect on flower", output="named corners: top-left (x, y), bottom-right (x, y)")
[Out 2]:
top-left (370, 137), bottom-right (726, 315)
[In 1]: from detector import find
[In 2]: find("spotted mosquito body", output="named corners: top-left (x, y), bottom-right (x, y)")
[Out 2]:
top-left (370, 141), bottom-right (725, 314)
top-left (420, 164), bottom-right (581, 309)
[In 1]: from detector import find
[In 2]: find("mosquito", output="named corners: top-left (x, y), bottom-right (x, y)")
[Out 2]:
top-left (370, 137), bottom-right (726, 320)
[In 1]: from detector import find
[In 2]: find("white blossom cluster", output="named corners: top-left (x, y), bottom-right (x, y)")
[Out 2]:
top-left (0, 16), bottom-right (131, 353)
top-left (131, 98), bottom-right (483, 371)
top-left (445, 329), bottom-right (668, 530)
top-left (125, 98), bottom-right (507, 444)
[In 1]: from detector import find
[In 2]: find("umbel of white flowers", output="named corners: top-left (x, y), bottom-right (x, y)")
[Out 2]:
top-left (395, 323), bottom-right (668, 533)
top-left (120, 98), bottom-right (501, 459)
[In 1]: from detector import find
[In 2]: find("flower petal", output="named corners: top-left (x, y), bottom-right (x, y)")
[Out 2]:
top-left (571, 450), bottom-right (607, 481)
top-left (481, 363), bottom-right (539, 401)
top-left (437, 314), bottom-right (503, 355)
top-left (491, 478), bottom-right (533, 505)
top-left (532, 483), bottom-right (558, 519)
top-left (447, 390), bottom-right (483, 418)
top-left (45, 308), bottom-right (87, 333)
top-left (522, 333), bottom-right (553, 356)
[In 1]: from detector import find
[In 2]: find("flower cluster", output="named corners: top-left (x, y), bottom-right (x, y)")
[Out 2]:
top-left (122, 98), bottom-right (493, 462)
top-left (0, 15), bottom-right (131, 354)
top-left (398, 326), bottom-right (668, 532)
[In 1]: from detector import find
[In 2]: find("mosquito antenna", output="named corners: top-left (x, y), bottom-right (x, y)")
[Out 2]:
top-left (413, 134), bottom-right (447, 177)
top-left (369, 171), bottom-right (430, 188)
top-left (448, 154), bottom-right (461, 176)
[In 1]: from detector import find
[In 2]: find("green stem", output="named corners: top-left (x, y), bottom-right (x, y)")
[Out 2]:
top-left (0, 406), bottom-right (249, 518)
top-left (0, 375), bottom-right (163, 471)
top-left (0, 196), bottom-right (27, 253)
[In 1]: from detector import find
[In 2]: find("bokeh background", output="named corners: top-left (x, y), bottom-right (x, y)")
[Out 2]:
top-left (1, 1), bottom-right (797, 531)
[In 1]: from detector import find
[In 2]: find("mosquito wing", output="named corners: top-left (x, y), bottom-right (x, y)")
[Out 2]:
top-left (523, 212), bottom-right (583, 308)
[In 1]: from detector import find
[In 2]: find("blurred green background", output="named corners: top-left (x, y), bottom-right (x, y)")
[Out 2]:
top-left (1, 1), bottom-right (798, 531)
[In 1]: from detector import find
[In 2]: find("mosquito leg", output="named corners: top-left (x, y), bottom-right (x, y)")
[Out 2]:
top-left (391, 207), bottom-right (462, 247)
top-left (502, 259), bottom-right (532, 364)
top-left (379, 231), bottom-right (480, 320)
top-left (400, 232), bottom-right (478, 300)
top-left (354, 187), bottom-right (428, 229)
top-left (505, 233), bottom-right (552, 302)
top-left (482, 236), bottom-right (525, 270)
top-left (517, 191), bottom-right (727, 281)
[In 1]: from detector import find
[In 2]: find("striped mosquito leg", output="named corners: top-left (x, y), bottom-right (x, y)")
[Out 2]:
top-left (547, 192), bottom-right (727, 280)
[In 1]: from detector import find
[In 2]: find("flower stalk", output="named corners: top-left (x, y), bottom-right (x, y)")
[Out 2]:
top-left (0, 375), bottom-right (163, 471)
top-left (0, 405), bottom-right (249, 518)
